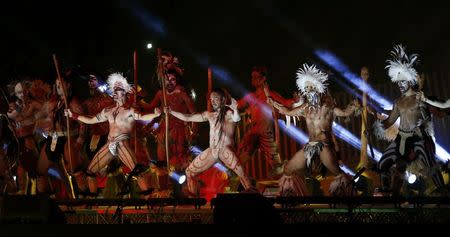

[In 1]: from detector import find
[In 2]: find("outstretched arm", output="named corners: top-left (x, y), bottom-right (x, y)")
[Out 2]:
top-left (167, 107), bottom-right (208, 123)
top-left (270, 90), bottom-right (295, 107)
top-left (65, 108), bottom-right (106, 124)
top-left (421, 93), bottom-right (450, 109)
top-left (267, 97), bottom-right (305, 117)
top-left (134, 108), bottom-right (161, 121)
top-left (334, 99), bottom-right (361, 117)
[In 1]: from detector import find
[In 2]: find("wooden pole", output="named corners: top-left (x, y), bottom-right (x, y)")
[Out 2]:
top-left (207, 68), bottom-right (212, 111)
top-left (133, 51), bottom-right (138, 159)
top-left (157, 48), bottom-right (170, 173)
top-left (52, 54), bottom-right (76, 199)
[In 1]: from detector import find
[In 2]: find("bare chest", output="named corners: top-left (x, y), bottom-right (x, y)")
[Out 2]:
top-left (397, 96), bottom-right (420, 116)
top-left (106, 107), bottom-right (134, 124)
top-left (305, 106), bottom-right (333, 124)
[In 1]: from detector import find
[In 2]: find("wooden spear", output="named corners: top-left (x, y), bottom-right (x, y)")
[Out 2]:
top-left (133, 51), bottom-right (138, 159)
top-left (52, 54), bottom-right (76, 199)
top-left (157, 48), bottom-right (170, 174)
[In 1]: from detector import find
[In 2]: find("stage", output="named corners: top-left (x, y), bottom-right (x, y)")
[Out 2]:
top-left (54, 196), bottom-right (450, 224)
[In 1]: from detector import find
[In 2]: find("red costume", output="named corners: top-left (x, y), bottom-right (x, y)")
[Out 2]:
top-left (237, 88), bottom-right (293, 170)
top-left (146, 86), bottom-right (196, 171)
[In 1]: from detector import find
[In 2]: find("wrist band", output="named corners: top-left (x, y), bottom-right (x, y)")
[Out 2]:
top-left (72, 113), bottom-right (79, 120)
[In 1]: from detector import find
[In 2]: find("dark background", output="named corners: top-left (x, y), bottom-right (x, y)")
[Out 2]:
top-left (2, 0), bottom-right (450, 106)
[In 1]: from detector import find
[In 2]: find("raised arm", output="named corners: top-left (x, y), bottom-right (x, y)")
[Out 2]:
top-left (225, 98), bottom-right (240, 122)
top-left (267, 97), bottom-right (305, 117)
top-left (167, 107), bottom-right (208, 123)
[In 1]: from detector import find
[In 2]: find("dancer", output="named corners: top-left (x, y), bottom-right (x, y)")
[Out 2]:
top-left (65, 73), bottom-right (160, 198)
top-left (374, 45), bottom-right (445, 196)
top-left (237, 66), bottom-right (294, 176)
top-left (268, 64), bottom-right (361, 196)
top-left (166, 88), bottom-right (255, 196)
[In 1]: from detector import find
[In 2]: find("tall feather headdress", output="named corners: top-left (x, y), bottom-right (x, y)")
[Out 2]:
top-left (296, 63), bottom-right (329, 95)
top-left (107, 73), bottom-right (131, 93)
top-left (386, 44), bottom-right (419, 83)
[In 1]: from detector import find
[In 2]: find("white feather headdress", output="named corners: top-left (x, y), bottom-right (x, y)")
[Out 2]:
top-left (386, 44), bottom-right (419, 83)
top-left (296, 64), bottom-right (328, 95)
top-left (107, 73), bottom-right (131, 93)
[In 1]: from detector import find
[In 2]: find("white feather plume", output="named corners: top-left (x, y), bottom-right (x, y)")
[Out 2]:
top-left (296, 64), bottom-right (328, 95)
top-left (107, 73), bottom-right (131, 93)
top-left (386, 44), bottom-right (419, 83)
top-left (373, 120), bottom-right (397, 142)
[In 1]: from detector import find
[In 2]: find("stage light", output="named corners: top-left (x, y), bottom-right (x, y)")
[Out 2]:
top-left (352, 167), bottom-right (366, 183)
top-left (48, 168), bottom-right (62, 180)
top-left (151, 122), bottom-right (160, 130)
top-left (98, 84), bottom-right (108, 93)
top-left (314, 49), bottom-right (392, 109)
top-left (339, 164), bottom-right (356, 176)
top-left (147, 43), bottom-right (153, 49)
top-left (169, 171), bottom-right (186, 184)
top-left (97, 83), bottom-right (112, 96)
top-left (405, 171), bottom-right (417, 184)
top-left (332, 122), bottom-right (383, 161)
top-left (214, 162), bottom-right (228, 172)
top-left (277, 119), bottom-right (309, 144)
top-left (189, 146), bottom-right (203, 156)
top-left (188, 146), bottom-right (228, 173)
top-left (191, 89), bottom-right (197, 100)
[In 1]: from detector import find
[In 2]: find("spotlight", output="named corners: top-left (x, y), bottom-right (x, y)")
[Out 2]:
top-left (98, 84), bottom-right (108, 93)
top-left (191, 89), bottom-right (197, 100)
top-left (48, 168), bottom-right (62, 180)
top-left (147, 43), bottom-right (153, 49)
top-left (405, 171), bottom-right (417, 184)
top-left (151, 122), bottom-right (160, 130)
top-left (169, 171), bottom-right (186, 184)
top-left (189, 146), bottom-right (203, 156)
top-left (352, 167), bottom-right (366, 183)
top-left (214, 162), bottom-right (228, 172)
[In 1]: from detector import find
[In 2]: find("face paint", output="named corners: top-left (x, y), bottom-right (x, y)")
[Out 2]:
top-left (14, 83), bottom-right (24, 101)
top-left (113, 88), bottom-right (126, 103)
top-left (306, 91), bottom-right (320, 107)
top-left (397, 80), bottom-right (411, 94)
top-left (165, 74), bottom-right (177, 92)
top-left (210, 92), bottom-right (224, 111)
top-left (251, 71), bottom-right (265, 88)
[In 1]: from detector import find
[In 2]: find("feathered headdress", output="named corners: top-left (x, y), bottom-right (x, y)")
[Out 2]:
top-left (296, 63), bottom-right (329, 95)
top-left (162, 52), bottom-right (184, 76)
top-left (386, 44), bottom-right (419, 83)
top-left (107, 73), bottom-right (131, 93)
